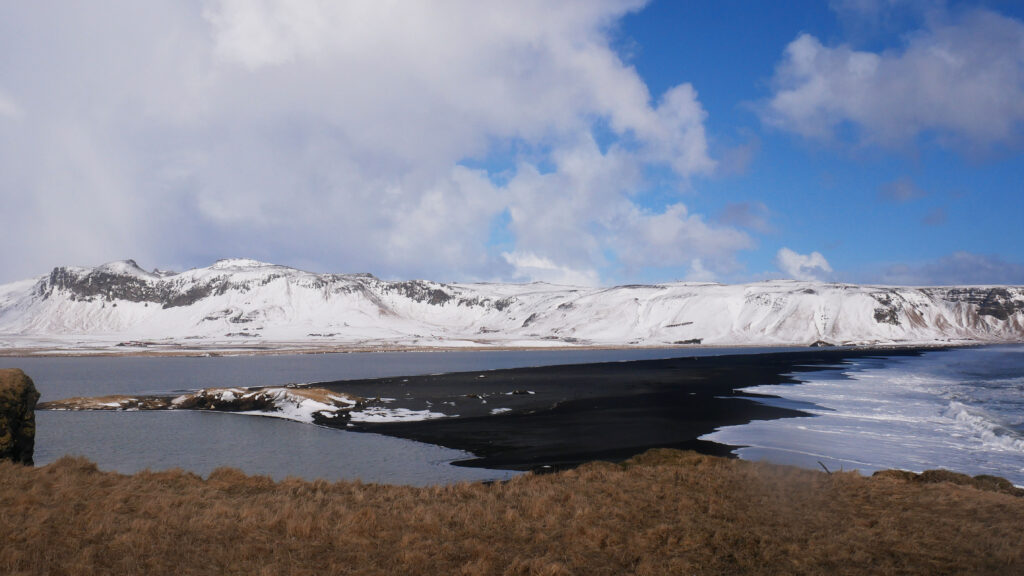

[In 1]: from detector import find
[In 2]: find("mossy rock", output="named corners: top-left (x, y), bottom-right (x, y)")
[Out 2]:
top-left (0, 369), bottom-right (41, 465)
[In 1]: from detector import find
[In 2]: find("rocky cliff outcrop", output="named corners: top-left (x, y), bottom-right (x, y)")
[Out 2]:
top-left (0, 369), bottom-right (40, 465)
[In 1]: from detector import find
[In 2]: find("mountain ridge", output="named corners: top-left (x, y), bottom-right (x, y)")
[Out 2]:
top-left (1, 259), bottom-right (1023, 353)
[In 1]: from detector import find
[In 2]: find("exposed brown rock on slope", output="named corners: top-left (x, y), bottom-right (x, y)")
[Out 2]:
top-left (0, 369), bottom-right (40, 465)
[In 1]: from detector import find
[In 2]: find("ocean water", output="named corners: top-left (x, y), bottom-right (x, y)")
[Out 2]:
top-left (703, 345), bottom-right (1024, 486)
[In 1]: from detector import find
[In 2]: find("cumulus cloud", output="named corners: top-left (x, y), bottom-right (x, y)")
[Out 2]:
top-left (612, 203), bottom-right (752, 274)
top-left (498, 134), bottom-right (750, 282)
top-left (501, 252), bottom-right (600, 287)
top-left (763, 8), bottom-right (1024, 150)
top-left (874, 251), bottom-right (1024, 285)
top-left (0, 0), bottom-right (737, 284)
top-left (776, 248), bottom-right (834, 281)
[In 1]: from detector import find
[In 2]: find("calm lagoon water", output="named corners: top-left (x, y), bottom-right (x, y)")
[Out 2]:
top-left (33, 410), bottom-right (511, 486)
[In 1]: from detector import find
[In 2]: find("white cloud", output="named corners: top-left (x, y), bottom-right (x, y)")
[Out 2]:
top-left (763, 9), bottom-right (1024, 150)
top-left (612, 203), bottom-right (752, 273)
top-left (503, 135), bottom-right (750, 282)
top-left (643, 84), bottom-right (716, 176)
top-left (0, 0), bottom-right (733, 284)
top-left (502, 252), bottom-right (600, 287)
top-left (776, 248), bottom-right (833, 281)
top-left (684, 259), bottom-right (717, 282)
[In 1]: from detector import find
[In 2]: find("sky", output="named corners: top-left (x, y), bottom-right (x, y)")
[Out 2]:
top-left (1, 0), bottom-right (1023, 286)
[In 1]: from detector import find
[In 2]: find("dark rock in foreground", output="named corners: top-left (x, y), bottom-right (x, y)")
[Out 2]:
top-left (0, 369), bottom-right (40, 465)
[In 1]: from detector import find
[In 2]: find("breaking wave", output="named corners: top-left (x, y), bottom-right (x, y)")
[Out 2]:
top-left (702, 345), bottom-right (1024, 486)
top-left (943, 401), bottom-right (1024, 453)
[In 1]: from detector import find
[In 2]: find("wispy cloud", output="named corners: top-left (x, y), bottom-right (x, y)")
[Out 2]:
top-left (718, 202), bottom-right (774, 234)
top-left (874, 251), bottom-right (1024, 285)
top-left (878, 177), bottom-right (926, 202)
top-left (921, 207), bottom-right (947, 226)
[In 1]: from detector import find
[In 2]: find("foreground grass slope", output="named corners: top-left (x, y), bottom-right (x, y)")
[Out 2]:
top-left (1, 450), bottom-right (1022, 575)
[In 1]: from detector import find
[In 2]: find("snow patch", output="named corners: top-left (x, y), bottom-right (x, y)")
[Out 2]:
top-left (349, 407), bottom-right (451, 423)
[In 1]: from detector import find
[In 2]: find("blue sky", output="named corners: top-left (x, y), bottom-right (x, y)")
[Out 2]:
top-left (612, 0), bottom-right (1024, 284)
top-left (0, 1), bottom-right (1022, 285)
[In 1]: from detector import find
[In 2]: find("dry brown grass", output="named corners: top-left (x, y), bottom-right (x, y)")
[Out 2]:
top-left (1, 449), bottom-right (1022, 575)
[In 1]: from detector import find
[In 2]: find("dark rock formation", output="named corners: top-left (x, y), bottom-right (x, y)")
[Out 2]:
top-left (384, 280), bottom-right (453, 305)
top-left (977, 288), bottom-right (1024, 321)
top-left (0, 369), bottom-right (41, 465)
top-left (870, 292), bottom-right (902, 326)
top-left (36, 263), bottom-right (517, 315)
top-left (936, 287), bottom-right (1024, 320)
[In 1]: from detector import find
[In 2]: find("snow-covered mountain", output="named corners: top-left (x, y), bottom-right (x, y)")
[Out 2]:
top-left (1, 258), bottom-right (1023, 353)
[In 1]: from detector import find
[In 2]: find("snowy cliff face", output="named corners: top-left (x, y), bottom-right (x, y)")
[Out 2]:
top-left (0, 259), bottom-right (1023, 351)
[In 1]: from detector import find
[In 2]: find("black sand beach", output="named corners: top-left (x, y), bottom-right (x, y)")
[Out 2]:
top-left (319, 348), bottom-right (931, 471)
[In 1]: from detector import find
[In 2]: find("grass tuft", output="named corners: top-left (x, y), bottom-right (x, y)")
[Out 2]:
top-left (0, 450), bottom-right (1021, 575)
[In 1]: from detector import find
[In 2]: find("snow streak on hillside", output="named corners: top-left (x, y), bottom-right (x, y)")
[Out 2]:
top-left (1, 259), bottom-right (1022, 353)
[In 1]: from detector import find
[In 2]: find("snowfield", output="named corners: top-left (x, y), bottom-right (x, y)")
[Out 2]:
top-left (1, 258), bottom-right (1023, 353)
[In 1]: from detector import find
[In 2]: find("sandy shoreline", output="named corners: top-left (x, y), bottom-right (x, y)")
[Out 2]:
top-left (312, 347), bottom-right (935, 471)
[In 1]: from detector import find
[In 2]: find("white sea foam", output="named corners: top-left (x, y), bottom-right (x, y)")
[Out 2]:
top-left (703, 346), bottom-right (1024, 486)
top-left (943, 401), bottom-right (1024, 453)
